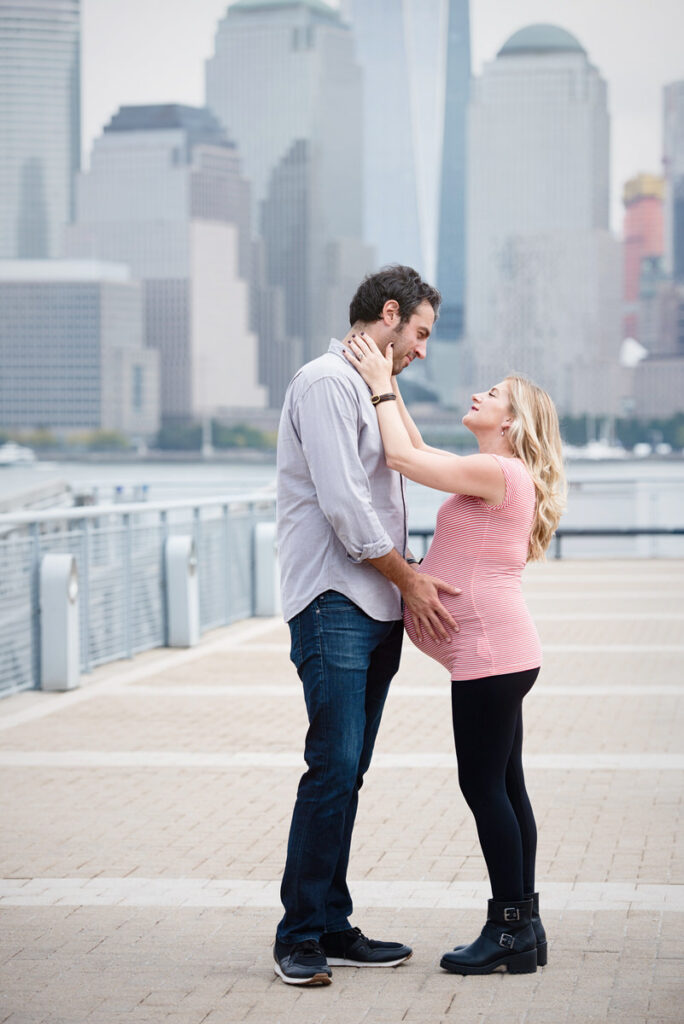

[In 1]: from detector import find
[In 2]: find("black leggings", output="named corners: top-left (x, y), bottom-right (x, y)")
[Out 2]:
top-left (451, 668), bottom-right (539, 901)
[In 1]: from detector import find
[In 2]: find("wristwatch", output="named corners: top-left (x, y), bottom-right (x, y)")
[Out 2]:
top-left (370, 392), bottom-right (397, 406)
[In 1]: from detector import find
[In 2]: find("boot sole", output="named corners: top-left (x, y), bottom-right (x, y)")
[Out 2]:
top-left (325, 953), bottom-right (412, 968)
top-left (440, 949), bottom-right (537, 975)
top-left (273, 964), bottom-right (332, 986)
top-left (452, 941), bottom-right (548, 967)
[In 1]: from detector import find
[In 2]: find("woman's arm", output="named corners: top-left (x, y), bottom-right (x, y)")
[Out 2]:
top-left (392, 378), bottom-right (451, 457)
top-left (345, 333), bottom-right (505, 502)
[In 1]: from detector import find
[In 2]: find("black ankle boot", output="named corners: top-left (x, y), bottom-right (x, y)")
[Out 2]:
top-left (440, 898), bottom-right (537, 975)
top-left (525, 891), bottom-right (547, 966)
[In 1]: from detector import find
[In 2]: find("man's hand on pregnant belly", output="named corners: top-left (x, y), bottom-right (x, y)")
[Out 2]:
top-left (402, 573), bottom-right (460, 642)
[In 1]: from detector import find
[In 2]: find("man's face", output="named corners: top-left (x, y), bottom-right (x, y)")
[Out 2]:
top-left (387, 300), bottom-right (435, 375)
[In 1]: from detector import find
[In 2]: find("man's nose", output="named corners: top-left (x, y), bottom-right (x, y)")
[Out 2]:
top-left (414, 341), bottom-right (427, 360)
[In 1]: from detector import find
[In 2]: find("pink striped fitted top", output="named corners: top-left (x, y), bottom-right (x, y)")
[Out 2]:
top-left (404, 455), bottom-right (542, 681)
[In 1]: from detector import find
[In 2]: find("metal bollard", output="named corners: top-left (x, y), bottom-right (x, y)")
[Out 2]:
top-left (254, 521), bottom-right (281, 617)
top-left (165, 536), bottom-right (200, 646)
top-left (40, 554), bottom-right (80, 691)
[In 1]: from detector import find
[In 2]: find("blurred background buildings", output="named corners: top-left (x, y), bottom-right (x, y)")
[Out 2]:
top-left (65, 103), bottom-right (264, 422)
top-left (207, 0), bottom-right (373, 405)
top-left (0, 0), bottom-right (683, 440)
top-left (0, 260), bottom-right (159, 435)
top-left (0, 0), bottom-right (80, 259)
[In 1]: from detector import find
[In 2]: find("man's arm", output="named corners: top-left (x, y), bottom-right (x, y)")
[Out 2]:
top-left (295, 376), bottom-right (459, 638)
top-left (368, 548), bottom-right (459, 642)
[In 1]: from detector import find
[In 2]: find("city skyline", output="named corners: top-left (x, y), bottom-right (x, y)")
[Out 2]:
top-left (81, 0), bottom-right (684, 235)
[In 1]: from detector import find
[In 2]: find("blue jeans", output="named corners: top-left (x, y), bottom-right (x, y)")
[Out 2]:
top-left (277, 591), bottom-right (403, 944)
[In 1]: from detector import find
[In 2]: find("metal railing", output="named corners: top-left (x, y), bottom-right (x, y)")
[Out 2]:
top-left (408, 527), bottom-right (684, 561)
top-left (0, 494), bottom-right (276, 698)
top-left (551, 527), bottom-right (684, 560)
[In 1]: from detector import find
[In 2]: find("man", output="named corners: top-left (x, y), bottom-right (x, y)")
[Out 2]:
top-left (274, 265), bottom-right (459, 986)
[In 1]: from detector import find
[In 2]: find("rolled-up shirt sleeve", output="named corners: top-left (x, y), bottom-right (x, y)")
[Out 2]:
top-left (294, 376), bottom-right (394, 563)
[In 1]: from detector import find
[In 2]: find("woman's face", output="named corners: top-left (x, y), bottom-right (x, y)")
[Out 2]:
top-left (461, 380), bottom-right (512, 434)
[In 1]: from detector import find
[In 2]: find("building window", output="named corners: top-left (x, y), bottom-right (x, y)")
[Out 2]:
top-left (132, 364), bottom-right (144, 411)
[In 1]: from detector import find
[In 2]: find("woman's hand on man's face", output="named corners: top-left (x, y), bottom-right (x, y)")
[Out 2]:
top-left (343, 331), bottom-right (394, 392)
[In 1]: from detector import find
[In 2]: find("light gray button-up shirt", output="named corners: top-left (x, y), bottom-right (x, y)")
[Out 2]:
top-left (277, 339), bottom-right (407, 623)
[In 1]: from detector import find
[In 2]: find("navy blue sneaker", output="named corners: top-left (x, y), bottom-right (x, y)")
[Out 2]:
top-left (321, 926), bottom-right (412, 967)
top-left (273, 938), bottom-right (332, 986)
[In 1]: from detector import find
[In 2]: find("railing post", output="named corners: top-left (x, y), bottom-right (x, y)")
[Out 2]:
top-left (80, 518), bottom-right (91, 673)
top-left (554, 532), bottom-right (562, 560)
top-left (160, 509), bottom-right (169, 647)
top-left (193, 506), bottom-right (202, 629)
top-left (123, 512), bottom-right (133, 658)
top-left (249, 502), bottom-right (258, 618)
top-left (222, 503), bottom-right (230, 626)
top-left (30, 522), bottom-right (41, 689)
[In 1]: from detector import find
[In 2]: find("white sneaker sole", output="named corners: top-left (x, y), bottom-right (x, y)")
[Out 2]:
top-left (325, 952), bottom-right (412, 968)
top-left (273, 962), bottom-right (332, 985)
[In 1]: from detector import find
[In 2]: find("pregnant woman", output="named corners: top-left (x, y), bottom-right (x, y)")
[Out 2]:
top-left (344, 331), bottom-right (566, 976)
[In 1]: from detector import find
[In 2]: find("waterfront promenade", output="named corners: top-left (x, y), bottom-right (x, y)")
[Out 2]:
top-left (1, 559), bottom-right (682, 1024)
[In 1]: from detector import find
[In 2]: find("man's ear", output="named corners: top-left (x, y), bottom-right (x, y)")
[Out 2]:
top-left (381, 299), bottom-right (400, 324)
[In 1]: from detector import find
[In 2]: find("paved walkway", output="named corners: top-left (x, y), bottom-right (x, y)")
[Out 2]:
top-left (0, 560), bottom-right (683, 1024)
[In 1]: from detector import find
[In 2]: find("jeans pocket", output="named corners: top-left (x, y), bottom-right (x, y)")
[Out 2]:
top-left (289, 616), bottom-right (303, 668)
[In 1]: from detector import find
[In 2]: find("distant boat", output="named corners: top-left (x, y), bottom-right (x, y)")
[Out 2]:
top-left (563, 440), bottom-right (627, 461)
top-left (0, 442), bottom-right (37, 466)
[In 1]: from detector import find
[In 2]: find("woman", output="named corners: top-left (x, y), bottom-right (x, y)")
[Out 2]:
top-left (344, 331), bottom-right (566, 976)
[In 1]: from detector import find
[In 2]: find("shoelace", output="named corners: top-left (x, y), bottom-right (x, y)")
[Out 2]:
top-left (294, 939), bottom-right (325, 961)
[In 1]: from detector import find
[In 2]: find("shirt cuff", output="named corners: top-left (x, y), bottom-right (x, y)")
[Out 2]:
top-left (346, 534), bottom-right (394, 564)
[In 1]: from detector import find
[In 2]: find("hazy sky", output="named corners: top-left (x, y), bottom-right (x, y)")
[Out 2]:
top-left (82, 0), bottom-right (684, 232)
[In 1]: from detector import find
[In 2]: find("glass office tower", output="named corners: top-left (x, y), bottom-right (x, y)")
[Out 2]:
top-left (0, 0), bottom-right (81, 258)
top-left (436, 0), bottom-right (470, 341)
top-left (206, 0), bottom-right (372, 396)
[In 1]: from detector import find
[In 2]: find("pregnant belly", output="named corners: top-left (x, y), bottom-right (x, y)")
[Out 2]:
top-left (403, 604), bottom-right (483, 673)
top-left (403, 599), bottom-right (541, 679)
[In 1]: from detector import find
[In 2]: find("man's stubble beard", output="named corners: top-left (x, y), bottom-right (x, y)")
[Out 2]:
top-left (388, 321), bottom-right (407, 376)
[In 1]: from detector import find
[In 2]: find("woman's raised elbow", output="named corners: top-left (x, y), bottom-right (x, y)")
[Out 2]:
top-left (385, 453), bottom-right (406, 473)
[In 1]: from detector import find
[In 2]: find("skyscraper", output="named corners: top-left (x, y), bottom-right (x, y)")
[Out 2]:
top-left (663, 81), bottom-right (684, 282)
top-left (625, 86), bottom-right (684, 418)
top-left (0, 0), bottom-right (81, 258)
top-left (206, 0), bottom-right (373, 399)
top-left (464, 24), bottom-right (620, 416)
top-left (622, 174), bottom-right (664, 341)
top-left (340, 0), bottom-right (423, 272)
top-left (65, 105), bottom-right (265, 422)
top-left (436, 0), bottom-right (470, 342)
top-left (342, 0), bottom-right (469, 287)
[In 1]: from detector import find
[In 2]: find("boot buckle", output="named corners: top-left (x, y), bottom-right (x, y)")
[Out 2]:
top-left (499, 933), bottom-right (515, 949)
top-left (503, 907), bottom-right (520, 922)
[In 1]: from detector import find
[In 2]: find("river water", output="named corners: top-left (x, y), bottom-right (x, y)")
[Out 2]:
top-left (1, 455), bottom-right (683, 558)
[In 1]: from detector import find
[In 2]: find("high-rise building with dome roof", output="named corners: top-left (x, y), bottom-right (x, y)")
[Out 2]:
top-left (0, 0), bottom-right (81, 258)
top-left (463, 24), bottom-right (621, 416)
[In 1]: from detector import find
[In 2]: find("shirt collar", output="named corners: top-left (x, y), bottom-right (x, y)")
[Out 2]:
top-left (328, 337), bottom-right (346, 359)
top-left (328, 337), bottom-right (373, 393)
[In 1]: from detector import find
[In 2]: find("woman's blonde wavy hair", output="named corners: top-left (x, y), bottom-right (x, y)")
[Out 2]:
top-left (504, 375), bottom-right (567, 561)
